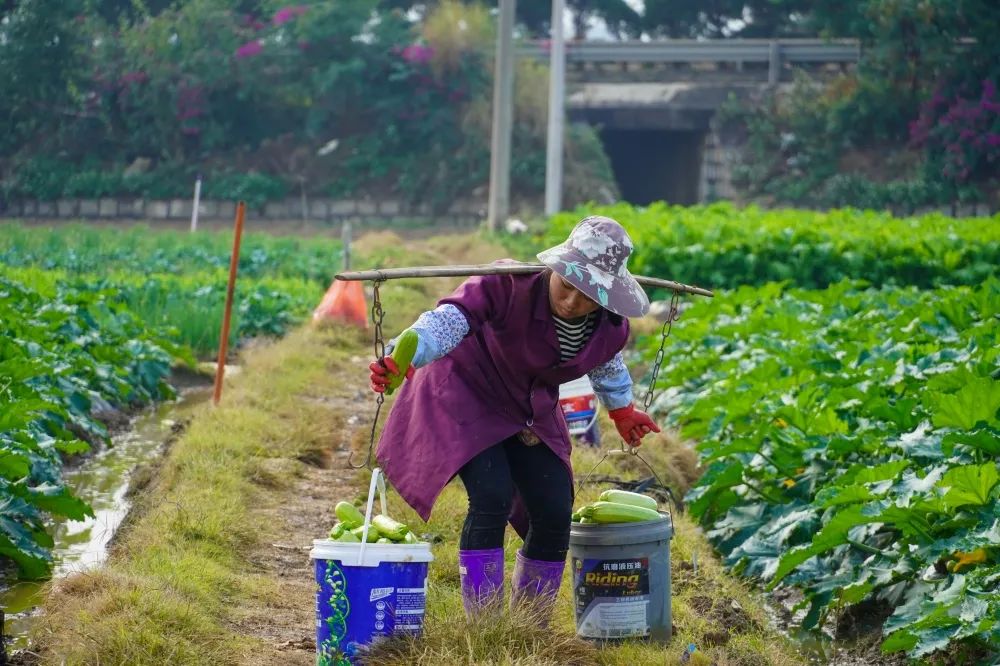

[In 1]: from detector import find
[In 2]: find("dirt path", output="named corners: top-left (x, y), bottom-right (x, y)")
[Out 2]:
top-left (236, 385), bottom-right (374, 664)
top-left (219, 231), bottom-right (510, 663)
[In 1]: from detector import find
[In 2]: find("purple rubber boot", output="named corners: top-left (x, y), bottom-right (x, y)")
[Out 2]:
top-left (510, 550), bottom-right (566, 625)
top-left (459, 548), bottom-right (505, 616)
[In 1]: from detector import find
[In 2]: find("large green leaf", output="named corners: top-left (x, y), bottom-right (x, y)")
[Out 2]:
top-left (770, 505), bottom-right (879, 586)
top-left (0, 450), bottom-right (32, 480)
top-left (939, 464), bottom-right (1000, 509)
top-left (942, 427), bottom-right (1000, 457)
top-left (816, 484), bottom-right (876, 507)
top-left (13, 482), bottom-right (95, 521)
top-left (0, 515), bottom-right (51, 580)
top-left (926, 378), bottom-right (1000, 430)
top-left (837, 460), bottom-right (910, 487)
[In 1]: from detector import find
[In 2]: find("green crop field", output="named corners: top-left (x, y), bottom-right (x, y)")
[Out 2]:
top-left (643, 280), bottom-right (1000, 658)
top-left (2, 205), bottom-right (998, 663)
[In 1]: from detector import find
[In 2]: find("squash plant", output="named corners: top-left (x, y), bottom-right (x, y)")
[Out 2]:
top-left (1, 274), bottom-right (186, 579)
top-left (647, 279), bottom-right (1000, 658)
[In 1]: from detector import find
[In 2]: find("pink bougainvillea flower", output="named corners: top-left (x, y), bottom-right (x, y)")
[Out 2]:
top-left (981, 79), bottom-right (997, 101)
top-left (176, 84), bottom-right (206, 121)
top-left (273, 5), bottom-right (308, 25)
top-left (235, 40), bottom-right (263, 59)
top-left (401, 44), bottom-right (434, 64)
top-left (119, 70), bottom-right (148, 86)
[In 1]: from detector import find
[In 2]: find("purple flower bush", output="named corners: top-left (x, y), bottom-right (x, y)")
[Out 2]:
top-left (400, 43), bottom-right (434, 64)
top-left (235, 39), bottom-right (263, 59)
top-left (910, 79), bottom-right (1000, 182)
top-left (273, 5), bottom-right (308, 26)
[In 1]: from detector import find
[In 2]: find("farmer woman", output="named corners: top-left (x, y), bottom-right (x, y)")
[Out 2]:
top-left (369, 216), bottom-right (660, 620)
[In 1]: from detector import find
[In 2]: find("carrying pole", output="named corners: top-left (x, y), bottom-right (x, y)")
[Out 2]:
top-left (213, 201), bottom-right (246, 405)
top-left (335, 263), bottom-right (713, 298)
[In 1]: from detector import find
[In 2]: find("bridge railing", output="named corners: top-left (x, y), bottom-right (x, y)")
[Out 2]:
top-left (518, 39), bottom-right (861, 84)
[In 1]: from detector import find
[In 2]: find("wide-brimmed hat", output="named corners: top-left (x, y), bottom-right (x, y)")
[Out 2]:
top-left (537, 215), bottom-right (649, 318)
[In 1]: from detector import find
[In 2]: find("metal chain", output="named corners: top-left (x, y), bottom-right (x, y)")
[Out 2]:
top-left (349, 279), bottom-right (386, 470)
top-left (578, 289), bottom-right (684, 519)
top-left (641, 289), bottom-right (681, 413)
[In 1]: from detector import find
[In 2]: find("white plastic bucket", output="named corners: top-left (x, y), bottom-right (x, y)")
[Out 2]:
top-left (310, 468), bottom-right (433, 665)
top-left (559, 375), bottom-right (599, 436)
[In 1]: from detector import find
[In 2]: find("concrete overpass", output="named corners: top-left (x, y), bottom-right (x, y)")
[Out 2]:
top-left (518, 39), bottom-right (860, 205)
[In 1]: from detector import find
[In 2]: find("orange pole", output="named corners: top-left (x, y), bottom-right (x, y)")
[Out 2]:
top-left (213, 201), bottom-right (246, 406)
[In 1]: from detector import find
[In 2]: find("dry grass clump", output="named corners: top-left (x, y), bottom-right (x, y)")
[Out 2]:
top-left (360, 600), bottom-right (599, 666)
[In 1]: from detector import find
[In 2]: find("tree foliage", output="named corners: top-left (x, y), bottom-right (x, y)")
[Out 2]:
top-left (724, 0), bottom-right (1000, 209)
top-left (0, 0), bottom-right (617, 209)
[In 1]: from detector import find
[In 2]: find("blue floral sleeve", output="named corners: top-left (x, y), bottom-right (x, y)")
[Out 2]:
top-left (587, 352), bottom-right (633, 409)
top-left (386, 304), bottom-right (470, 368)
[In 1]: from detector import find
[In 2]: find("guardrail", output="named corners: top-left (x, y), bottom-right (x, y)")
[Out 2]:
top-left (518, 39), bottom-right (861, 84)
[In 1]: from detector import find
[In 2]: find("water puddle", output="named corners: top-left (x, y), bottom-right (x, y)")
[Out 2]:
top-left (1, 386), bottom-right (210, 651)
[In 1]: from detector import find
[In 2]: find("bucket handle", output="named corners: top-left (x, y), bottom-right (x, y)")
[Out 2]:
top-left (577, 446), bottom-right (677, 534)
top-left (356, 467), bottom-right (389, 566)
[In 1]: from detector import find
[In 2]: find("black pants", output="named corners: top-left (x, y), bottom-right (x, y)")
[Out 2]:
top-left (458, 435), bottom-right (573, 562)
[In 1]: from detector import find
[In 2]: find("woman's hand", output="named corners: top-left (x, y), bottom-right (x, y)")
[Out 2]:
top-left (607, 404), bottom-right (661, 446)
top-left (369, 357), bottom-right (414, 393)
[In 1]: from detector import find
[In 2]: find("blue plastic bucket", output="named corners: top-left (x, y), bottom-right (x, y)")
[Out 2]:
top-left (310, 468), bottom-right (434, 666)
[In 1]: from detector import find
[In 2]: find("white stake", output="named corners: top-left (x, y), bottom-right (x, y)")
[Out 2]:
top-left (190, 175), bottom-right (202, 232)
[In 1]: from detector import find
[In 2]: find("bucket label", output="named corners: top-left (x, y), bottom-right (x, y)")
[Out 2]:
top-left (573, 557), bottom-right (650, 639)
top-left (315, 559), bottom-right (428, 665)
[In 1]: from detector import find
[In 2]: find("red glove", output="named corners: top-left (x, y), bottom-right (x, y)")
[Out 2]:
top-left (369, 357), bottom-right (414, 393)
top-left (608, 404), bottom-right (661, 446)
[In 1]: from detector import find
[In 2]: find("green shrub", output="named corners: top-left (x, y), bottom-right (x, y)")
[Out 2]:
top-left (202, 172), bottom-right (288, 209)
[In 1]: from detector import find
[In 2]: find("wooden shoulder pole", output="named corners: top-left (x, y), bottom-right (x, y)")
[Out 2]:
top-left (213, 201), bottom-right (246, 405)
top-left (335, 263), bottom-right (714, 298)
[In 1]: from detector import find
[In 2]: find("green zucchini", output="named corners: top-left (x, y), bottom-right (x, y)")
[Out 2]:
top-left (598, 489), bottom-right (658, 512)
top-left (329, 522), bottom-right (347, 539)
top-left (386, 329), bottom-right (419, 395)
top-left (580, 501), bottom-right (661, 524)
top-left (334, 530), bottom-right (360, 543)
top-left (335, 501), bottom-right (365, 529)
top-left (372, 514), bottom-right (409, 541)
top-left (351, 525), bottom-right (380, 542)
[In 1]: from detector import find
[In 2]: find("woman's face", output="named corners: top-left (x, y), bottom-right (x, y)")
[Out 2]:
top-left (548, 273), bottom-right (600, 319)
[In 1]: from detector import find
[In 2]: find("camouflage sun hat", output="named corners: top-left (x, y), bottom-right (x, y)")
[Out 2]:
top-left (537, 215), bottom-right (649, 318)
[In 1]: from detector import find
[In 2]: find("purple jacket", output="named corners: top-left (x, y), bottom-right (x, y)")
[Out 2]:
top-left (375, 269), bottom-right (629, 532)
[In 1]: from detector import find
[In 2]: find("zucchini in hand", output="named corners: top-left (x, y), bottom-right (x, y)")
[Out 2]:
top-left (386, 329), bottom-right (419, 395)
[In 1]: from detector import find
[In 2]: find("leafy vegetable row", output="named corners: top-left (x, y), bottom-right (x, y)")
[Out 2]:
top-left (1, 274), bottom-right (187, 579)
top-left (649, 279), bottom-right (1000, 659)
top-left (0, 223), bottom-right (342, 284)
top-left (543, 202), bottom-right (999, 290)
top-left (3, 261), bottom-right (321, 357)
